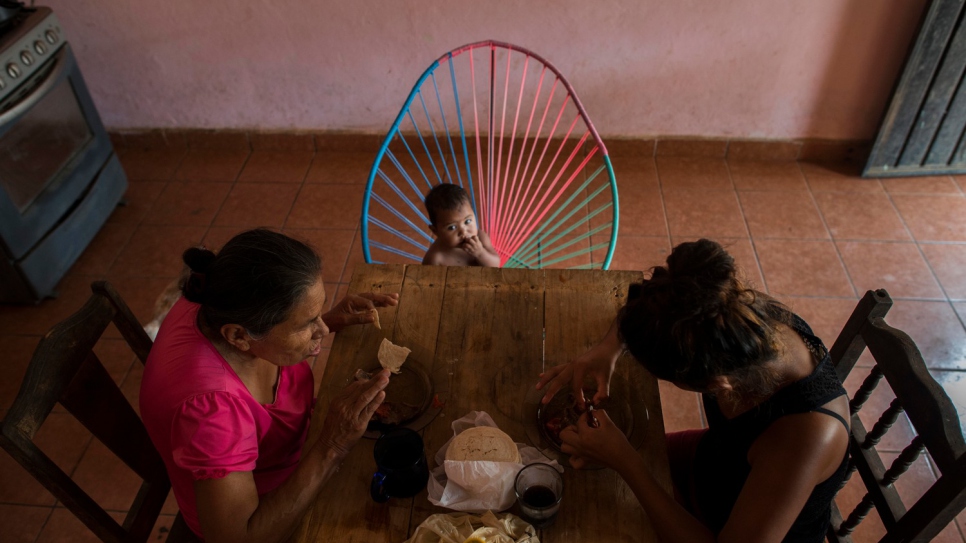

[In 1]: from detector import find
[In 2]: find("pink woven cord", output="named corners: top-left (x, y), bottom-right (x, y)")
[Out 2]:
top-left (502, 73), bottom-right (554, 253)
top-left (468, 51), bottom-right (488, 233)
top-left (493, 53), bottom-right (530, 251)
top-left (502, 132), bottom-right (597, 260)
top-left (504, 133), bottom-right (595, 259)
top-left (509, 143), bottom-right (601, 261)
top-left (486, 47), bottom-right (496, 238)
top-left (491, 47), bottom-right (512, 250)
top-left (501, 93), bottom-right (572, 252)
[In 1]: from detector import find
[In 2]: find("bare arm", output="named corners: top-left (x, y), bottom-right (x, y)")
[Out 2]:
top-left (717, 409), bottom-right (849, 543)
top-left (474, 231), bottom-right (501, 267)
top-left (194, 371), bottom-right (390, 543)
top-left (422, 246), bottom-right (440, 265)
top-left (560, 406), bottom-right (848, 543)
top-left (560, 411), bottom-right (717, 542)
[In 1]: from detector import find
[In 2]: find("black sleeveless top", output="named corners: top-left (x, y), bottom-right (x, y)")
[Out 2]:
top-left (694, 312), bottom-right (849, 543)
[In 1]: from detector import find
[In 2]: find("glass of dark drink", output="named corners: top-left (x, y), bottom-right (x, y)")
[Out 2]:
top-left (370, 428), bottom-right (429, 502)
top-left (514, 463), bottom-right (564, 528)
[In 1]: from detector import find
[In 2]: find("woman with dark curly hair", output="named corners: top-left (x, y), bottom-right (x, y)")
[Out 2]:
top-left (535, 239), bottom-right (849, 543)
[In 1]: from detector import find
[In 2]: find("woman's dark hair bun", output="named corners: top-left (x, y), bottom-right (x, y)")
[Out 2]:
top-left (181, 247), bottom-right (216, 303)
top-left (665, 238), bottom-right (736, 291)
top-left (619, 238), bottom-right (789, 396)
top-left (183, 247), bottom-right (216, 273)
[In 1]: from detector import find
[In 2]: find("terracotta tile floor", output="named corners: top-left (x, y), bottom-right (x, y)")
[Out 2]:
top-left (3, 148), bottom-right (966, 542)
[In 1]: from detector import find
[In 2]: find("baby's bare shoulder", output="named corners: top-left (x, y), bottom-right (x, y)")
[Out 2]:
top-left (423, 246), bottom-right (467, 266)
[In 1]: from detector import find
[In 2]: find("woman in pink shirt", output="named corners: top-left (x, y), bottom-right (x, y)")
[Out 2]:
top-left (140, 229), bottom-right (397, 543)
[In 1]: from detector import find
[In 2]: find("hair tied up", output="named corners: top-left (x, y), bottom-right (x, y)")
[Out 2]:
top-left (181, 246), bottom-right (216, 304)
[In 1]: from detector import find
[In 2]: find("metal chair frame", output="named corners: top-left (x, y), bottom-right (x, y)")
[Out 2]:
top-left (361, 40), bottom-right (619, 269)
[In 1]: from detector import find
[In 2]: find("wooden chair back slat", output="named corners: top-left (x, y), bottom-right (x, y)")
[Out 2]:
top-left (4, 294), bottom-right (115, 438)
top-left (829, 289), bottom-right (892, 383)
top-left (59, 352), bottom-right (166, 481)
top-left (123, 478), bottom-right (172, 539)
top-left (93, 281), bottom-right (153, 364)
top-left (864, 317), bottom-right (966, 471)
top-left (827, 289), bottom-right (966, 543)
top-left (879, 455), bottom-right (966, 543)
top-left (0, 281), bottom-right (193, 543)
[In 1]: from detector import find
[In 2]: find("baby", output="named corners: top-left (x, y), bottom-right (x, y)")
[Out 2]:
top-left (422, 183), bottom-right (500, 267)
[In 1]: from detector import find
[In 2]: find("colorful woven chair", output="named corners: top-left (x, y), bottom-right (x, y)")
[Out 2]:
top-left (361, 40), bottom-right (619, 269)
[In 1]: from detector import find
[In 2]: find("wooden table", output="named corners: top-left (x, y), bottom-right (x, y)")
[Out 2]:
top-left (292, 265), bottom-right (671, 543)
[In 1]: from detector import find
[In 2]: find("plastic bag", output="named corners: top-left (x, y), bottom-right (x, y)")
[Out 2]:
top-left (427, 411), bottom-right (562, 512)
top-left (404, 510), bottom-right (540, 543)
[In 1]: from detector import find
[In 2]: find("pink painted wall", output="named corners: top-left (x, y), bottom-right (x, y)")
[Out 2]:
top-left (44, 0), bottom-right (928, 140)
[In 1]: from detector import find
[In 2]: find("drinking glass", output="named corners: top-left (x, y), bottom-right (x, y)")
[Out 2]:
top-left (514, 463), bottom-right (563, 528)
top-left (370, 427), bottom-right (429, 502)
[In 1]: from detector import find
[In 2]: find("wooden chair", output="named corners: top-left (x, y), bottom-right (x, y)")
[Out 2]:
top-left (827, 289), bottom-right (966, 542)
top-left (0, 281), bottom-right (198, 543)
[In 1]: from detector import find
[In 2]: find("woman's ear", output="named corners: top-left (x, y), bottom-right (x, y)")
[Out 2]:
top-left (220, 324), bottom-right (253, 352)
top-left (706, 375), bottom-right (734, 394)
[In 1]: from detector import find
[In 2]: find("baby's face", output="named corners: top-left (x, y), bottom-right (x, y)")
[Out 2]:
top-left (432, 201), bottom-right (478, 249)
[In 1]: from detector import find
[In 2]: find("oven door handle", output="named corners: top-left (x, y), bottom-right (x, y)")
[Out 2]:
top-left (0, 45), bottom-right (69, 126)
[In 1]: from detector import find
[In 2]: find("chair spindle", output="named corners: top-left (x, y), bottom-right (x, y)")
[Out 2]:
top-left (850, 365), bottom-right (883, 415)
top-left (881, 435), bottom-right (924, 486)
top-left (839, 493), bottom-right (875, 536)
top-left (837, 456), bottom-right (857, 493)
top-left (863, 397), bottom-right (904, 448)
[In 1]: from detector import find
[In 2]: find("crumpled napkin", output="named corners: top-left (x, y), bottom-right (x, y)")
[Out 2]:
top-left (427, 411), bottom-right (562, 512)
top-left (403, 510), bottom-right (540, 543)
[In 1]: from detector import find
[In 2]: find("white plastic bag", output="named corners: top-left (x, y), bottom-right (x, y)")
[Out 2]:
top-left (404, 510), bottom-right (539, 543)
top-left (405, 511), bottom-right (540, 543)
top-left (427, 411), bottom-right (562, 512)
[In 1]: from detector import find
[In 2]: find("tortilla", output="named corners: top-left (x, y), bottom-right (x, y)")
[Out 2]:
top-left (377, 338), bottom-right (410, 374)
top-left (370, 308), bottom-right (381, 329)
top-left (445, 426), bottom-right (521, 463)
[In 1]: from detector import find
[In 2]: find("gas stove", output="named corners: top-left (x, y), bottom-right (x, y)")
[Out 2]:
top-left (0, 6), bottom-right (62, 103)
top-left (0, 4), bottom-right (128, 303)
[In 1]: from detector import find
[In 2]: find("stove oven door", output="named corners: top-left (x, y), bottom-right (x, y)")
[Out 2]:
top-left (0, 43), bottom-right (126, 302)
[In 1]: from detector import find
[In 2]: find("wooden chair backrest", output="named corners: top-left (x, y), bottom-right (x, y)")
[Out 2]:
top-left (828, 289), bottom-right (966, 543)
top-left (0, 281), bottom-right (168, 543)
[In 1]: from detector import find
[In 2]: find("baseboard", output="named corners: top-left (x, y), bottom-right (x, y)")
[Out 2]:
top-left (108, 129), bottom-right (872, 163)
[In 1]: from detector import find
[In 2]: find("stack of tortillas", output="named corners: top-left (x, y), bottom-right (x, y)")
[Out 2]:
top-left (377, 338), bottom-right (410, 374)
top-left (445, 426), bottom-right (521, 463)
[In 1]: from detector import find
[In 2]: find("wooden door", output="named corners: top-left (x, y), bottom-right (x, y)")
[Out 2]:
top-left (865, 0), bottom-right (966, 177)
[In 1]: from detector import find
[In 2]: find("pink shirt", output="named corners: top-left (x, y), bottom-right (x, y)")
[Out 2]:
top-left (140, 298), bottom-right (314, 539)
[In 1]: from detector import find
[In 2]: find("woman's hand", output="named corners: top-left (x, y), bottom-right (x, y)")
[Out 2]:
top-left (323, 292), bottom-right (399, 333)
top-left (315, 368), bottom-right (390, 458)
top-left (535, 340), bottom-right (621, 409)
top-left (558, 410), bottom-right (636, 471)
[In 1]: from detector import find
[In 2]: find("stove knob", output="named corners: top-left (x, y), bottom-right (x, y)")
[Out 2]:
top-left (20, 51), bottom-right (33, 66)
top-left (45, 29), bottom-right (58, 44)
top-left (33, 41), bottom-right (47, 55)
top-left (6, 63), bottom-right (20, 78)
